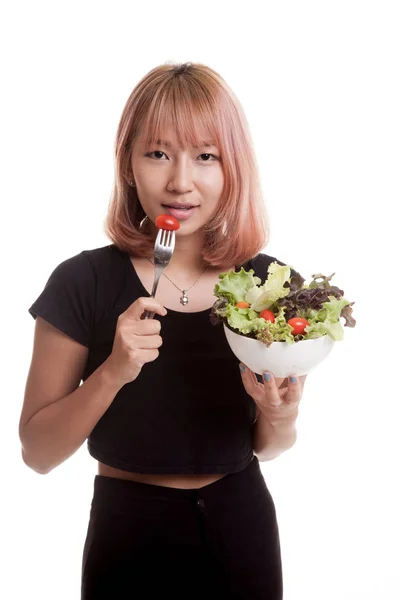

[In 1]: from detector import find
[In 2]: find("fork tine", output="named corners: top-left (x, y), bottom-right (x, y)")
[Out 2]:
top-left (156, 229), bottom-right (175, 255)
top-left (156, 228), bottom-right (163, 246)
top-left (167, 229), bottom-right (175, 249)
top-left (160, 229), bottom-right (168, 247)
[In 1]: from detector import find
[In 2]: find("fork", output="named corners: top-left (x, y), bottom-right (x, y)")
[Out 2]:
top-left (143, 228), bottom-right (176, 319)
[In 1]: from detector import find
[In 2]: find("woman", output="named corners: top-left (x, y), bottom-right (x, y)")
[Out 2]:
top-left (20, 62), bottom-right (306, 599)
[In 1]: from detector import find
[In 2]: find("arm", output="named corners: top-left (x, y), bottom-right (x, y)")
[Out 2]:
top-left (239, 365), bottom-right (306, 461)
top-left (20, 293), bottom-right (167, 475)
top-left (252, 411), bottom-right (297, 461)
top-left (19, 317), bottom-right (122, 474)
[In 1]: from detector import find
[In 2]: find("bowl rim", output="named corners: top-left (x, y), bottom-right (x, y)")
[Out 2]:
top-left (222, 323), bottom-right (333, 345)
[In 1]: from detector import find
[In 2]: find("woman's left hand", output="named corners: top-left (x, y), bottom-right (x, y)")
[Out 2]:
top-left (239, 364), bottom-right (307, 426)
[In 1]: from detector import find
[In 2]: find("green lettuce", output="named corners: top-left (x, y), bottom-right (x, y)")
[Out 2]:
top-left (305, 296), bottom-right (352, 341)
top-left (224, 305), bottom-right (268, 335)
top-left (213, 267), bottom-right (261, 305)
top-left (211, 261), bottom-right (356, 345)
top-left (246, 263), bottom-right (292, 311)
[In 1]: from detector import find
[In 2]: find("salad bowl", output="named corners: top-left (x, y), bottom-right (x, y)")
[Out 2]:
top-left (223, 324), bottom-right (335, 377)
top-left (211, 260), bottom-right (356, 378)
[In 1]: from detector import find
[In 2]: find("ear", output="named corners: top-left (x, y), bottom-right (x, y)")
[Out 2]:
top-left (122, 162), bottom-right (134, 185)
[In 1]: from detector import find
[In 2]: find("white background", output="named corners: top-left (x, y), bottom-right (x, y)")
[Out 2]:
top-left (1, 1), bottom-right (399, 598)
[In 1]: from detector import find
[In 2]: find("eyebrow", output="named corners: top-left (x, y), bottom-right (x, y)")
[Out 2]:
top-left (152, 139), bottom-right (215, 149)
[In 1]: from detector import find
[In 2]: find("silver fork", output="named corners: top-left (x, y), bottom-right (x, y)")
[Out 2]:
top-left (143, 228), bottom-right (176, 319)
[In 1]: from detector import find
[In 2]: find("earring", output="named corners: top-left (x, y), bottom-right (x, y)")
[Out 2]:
top-left (139, 215), bottom-right (149, 229)
top-left (129, 180), bottom-right (135, 187)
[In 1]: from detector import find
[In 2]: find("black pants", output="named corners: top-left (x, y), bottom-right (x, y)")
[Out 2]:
top-left (81, 456), bottom-right (283, 599)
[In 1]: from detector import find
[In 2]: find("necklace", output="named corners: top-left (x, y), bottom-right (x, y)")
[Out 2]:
top-left (147, 258), bottom-right (208, 306)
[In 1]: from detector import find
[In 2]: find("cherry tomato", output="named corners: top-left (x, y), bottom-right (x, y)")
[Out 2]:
top-left (287, 317), bottom-right (310, 335)
top-left (260, 309), bottom-right (275, 323)
top-left (155, 214), bottom-right (180, 231)
top-left (235, 301), bottom-right (250, 309)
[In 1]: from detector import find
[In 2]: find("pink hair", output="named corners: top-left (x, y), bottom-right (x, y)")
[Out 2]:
top-left (104, 62), bottom-right (270, 268)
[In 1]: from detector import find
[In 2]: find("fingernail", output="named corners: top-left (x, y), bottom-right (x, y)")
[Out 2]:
top-left (290, 376), bottom-right (297, 383)
top-left (239, 364), bottom-right (245, 373)
top-left (263, 373), bottom-right (271, 382)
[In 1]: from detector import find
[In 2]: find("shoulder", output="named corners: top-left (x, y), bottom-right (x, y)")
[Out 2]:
top-left (81, 243), bottom-right (125, 271)
top-left (251, 252), bottom-right (288, 269)
top-left (54, 244), bottom-right (125, 278)
top-left (29, 244), bottom-right (128, 341)
top-left (248, 252), bottom-right (299, 284)
top-left (41, 244), bottom-right (126, 293)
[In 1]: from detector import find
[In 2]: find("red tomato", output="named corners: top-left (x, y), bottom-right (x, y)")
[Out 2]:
top-left (235, 301), bottom-right (250, 309)
top-left (155, 214), bottom-right (180, 231)
top-left (260, 309), bottom-right (275, 323)
top-left (287, 317), bottom-right (310, 335)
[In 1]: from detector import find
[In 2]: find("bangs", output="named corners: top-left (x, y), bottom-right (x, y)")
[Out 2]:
top-left (139, 78), bottom-right (221, 151)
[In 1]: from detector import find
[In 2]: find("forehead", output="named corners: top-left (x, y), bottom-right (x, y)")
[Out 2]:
top-left (135, 127), bottom-right (216, 149)
top-left (152, 138), bottom-right (215, 149)
top-left (139, 95), bottom-right (220, 141)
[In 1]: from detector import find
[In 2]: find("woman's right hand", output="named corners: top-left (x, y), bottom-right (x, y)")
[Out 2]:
top-left (104, 297), bottom-right (167, 388)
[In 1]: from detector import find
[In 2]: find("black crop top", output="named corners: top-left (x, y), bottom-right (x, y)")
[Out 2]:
top-left (28, 244), bottom-right (292, 475)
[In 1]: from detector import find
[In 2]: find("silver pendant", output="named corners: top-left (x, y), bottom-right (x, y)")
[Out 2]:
top-left (180, 291), bottom-right (189, 306)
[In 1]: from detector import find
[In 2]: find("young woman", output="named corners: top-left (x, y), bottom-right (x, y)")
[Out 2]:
top-left (20, 62), bottom-right (306, 599)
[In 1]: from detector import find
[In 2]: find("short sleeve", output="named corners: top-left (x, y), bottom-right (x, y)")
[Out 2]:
top-left (28, 252), bottom-right (96, 347)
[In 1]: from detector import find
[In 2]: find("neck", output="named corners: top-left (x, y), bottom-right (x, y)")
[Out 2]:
top-left (161, 231), bottom-right (208, 273)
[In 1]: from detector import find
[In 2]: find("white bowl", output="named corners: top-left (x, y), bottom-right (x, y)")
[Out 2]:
top-left (223, 324), bottom-right (335, 378)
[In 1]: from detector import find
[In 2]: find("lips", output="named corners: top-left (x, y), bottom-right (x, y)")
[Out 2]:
top-left (161, 205), bottom-right (199, 221)
top-left (162, 204), bottom-right (198, 210)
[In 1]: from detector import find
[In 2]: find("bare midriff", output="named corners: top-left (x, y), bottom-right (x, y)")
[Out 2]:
top-left (98, 462), bottom-right (227, 489)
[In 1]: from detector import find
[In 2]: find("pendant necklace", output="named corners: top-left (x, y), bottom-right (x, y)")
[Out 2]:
top-left (147, 258), bottom-right (208, 306)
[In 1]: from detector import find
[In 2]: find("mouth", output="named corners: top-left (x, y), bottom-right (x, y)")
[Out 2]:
top-left (161, 204), bottom-right (199, 221)
top-left (162, 204), bottom-right (199, 210)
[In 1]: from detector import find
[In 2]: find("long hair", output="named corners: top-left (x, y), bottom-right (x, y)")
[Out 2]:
top-left (104, 62), bottom-right (270, 268)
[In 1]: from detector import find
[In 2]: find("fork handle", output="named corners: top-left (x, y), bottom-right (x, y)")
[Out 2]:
top-left (143, 266), bottom-right (163, 319)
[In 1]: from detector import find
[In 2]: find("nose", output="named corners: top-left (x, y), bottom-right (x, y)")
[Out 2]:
top-left (167, 155), bottom-right (194, 194)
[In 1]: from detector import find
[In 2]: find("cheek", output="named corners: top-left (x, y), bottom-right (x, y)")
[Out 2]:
top-left (201, 167), bottom-right (224, 197)
top-left (135, 163), bottom-right (164, 193)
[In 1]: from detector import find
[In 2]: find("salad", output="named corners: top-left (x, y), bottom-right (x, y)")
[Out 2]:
top-left (210, 262), bottom-right (356, 347)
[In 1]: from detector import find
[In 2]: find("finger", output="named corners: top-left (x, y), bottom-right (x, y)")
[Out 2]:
top-left (239, 364), bottom-right (265, 402)
top-left (285, 374), bottom-right (307, 404)
top-left (262, 372), bottom-right (282, 407)
top-left (126, 297), bottom-right (168, 320)
top-left (135, 318), bottom-right (162, 335)
top-left (134, 348), bottom-right (160, 366)
top-left (134, 334), bottom-right (163, 350)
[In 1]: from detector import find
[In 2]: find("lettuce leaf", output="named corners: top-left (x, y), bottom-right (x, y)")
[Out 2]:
top-left (246, 263), bottom-right (292, 311)
top-left (305, 296), bottom-right (352, 341)
top-left (223, 304), bottom-right (268, 334)
top-left (213, 268), bottom-right (261, 305)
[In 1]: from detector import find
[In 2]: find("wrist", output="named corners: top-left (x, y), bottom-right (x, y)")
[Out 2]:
top-left (97, 359), bottom-right (125, 393)
top-left (258, 408), bottom-right (298, 433)
top-left (266, 420), bottom-right (297, 441)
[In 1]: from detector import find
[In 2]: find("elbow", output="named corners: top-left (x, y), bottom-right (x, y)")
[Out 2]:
top-left (20, 422), bottom-right (54, 475)
top-left (254, 449), bottom-right (282, 462)
top-left (21, 446), bottom-right (52, 475)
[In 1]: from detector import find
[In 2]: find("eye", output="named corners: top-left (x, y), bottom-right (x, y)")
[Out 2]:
top-left (147, 151), bottom-right (168, 160)
top-left (198, 153), bottom-right (219, 162)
